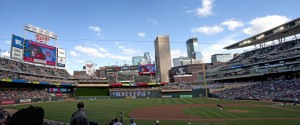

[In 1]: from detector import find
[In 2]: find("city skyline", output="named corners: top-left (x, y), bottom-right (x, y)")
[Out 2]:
top-left (0, 0), bottom-right (299, 74)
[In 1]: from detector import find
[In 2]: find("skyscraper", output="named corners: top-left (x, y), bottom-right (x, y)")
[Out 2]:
top-left (173, 56), bottom-right (190, 67)
top-left (186, 38), bottom-right (203, 60)
top-left (154, 35), bottom-right (171, 83)
top-left (144, 52), bottom-right (151, 64)
top-left (211, 54), bottom-right (232, 63)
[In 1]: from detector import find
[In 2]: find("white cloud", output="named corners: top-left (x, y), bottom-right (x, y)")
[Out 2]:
top-left (221, 19), bottom-right (244, 31)
top-left (88, 26), bottom-right (102, 36)
top-left (199, 33), bottom-right (253, 63)
top-left (98, 47), bottom-right (108, 52)
top-left (191, 25), bottom-right (224, 35)
top-left (88, 26), bottom-right (101, 32)
top-left (74, 45), bottom-right (131, 61)
top-left (70, 51), bottom-right (78, 57)
top-left (171, 50), bottom-right (187, 58)
top-left (105, 53), bottom-right (131, 60)
top-left (74, 45), bottom-right (105, 58)
top-left (137, 32), bottom-right (146, 37)
top-left (188, 0), bottom-right (214, 17)
top-left (114, 41), bottom-right (120, 45)
top-left (1, 51), bottom-right (10, 57)
top-left (118, 45), bottom-right (141, 55)
top-left (5, 40), bottom-right (10, 45)
top-left (76, 59), bottom-right (85, 64)
top-left (243, 15), bottom-right (290, 35)
top-left (170, 50), bottom-right (187, 67)
top-left (147, 18), bottom-right (158, 25)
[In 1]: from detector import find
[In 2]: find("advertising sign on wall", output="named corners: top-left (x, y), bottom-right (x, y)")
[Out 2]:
top-left (11, 47), bottom-right (23, 60)
top-left (57, 48), bottom-right (66, 67)
top-left (20, 99), bottom-right (32, 103)
top-left (138, 64), bottom-right (156, 74)
top-left (23, 40), bottom-right (56, 66)
top-left (10, 34), bottom-right (25, 60)
top-left (0, 100), bottom-right (16, 105)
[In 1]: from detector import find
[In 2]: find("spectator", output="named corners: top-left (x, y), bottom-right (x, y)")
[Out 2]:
top-left (7, 105), bottom-right (44, 125)
top-left (130, 118), bottom-right (136, 125)
top-left (156, 119), bottom-right (159, 125)
top-left (70, 101), bottom-right (89, 125)
top-left (0, 108), bottom-right (4, 119)
top-left (113, 118), bottom-right (122, 125)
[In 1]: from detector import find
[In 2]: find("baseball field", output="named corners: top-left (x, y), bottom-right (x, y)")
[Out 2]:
top-left (4, 98), bottom-right (300, 125)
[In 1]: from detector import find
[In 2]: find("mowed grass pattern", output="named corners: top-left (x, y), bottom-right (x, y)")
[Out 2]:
top-left (5, 98), bottom-right (300, 125)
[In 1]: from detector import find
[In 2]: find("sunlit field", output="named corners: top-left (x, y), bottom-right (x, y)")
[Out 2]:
top-left (4, 98), bottom-right (300, 125)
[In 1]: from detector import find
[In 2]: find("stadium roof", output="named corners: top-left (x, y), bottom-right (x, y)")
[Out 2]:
top-left (224, 17), bottom-right (300, 50)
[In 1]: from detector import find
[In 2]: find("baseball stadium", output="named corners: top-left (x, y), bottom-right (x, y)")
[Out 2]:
top-left (1, 14), bottom-right (300, 125)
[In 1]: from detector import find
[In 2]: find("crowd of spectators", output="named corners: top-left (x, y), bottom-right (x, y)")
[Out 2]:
top-left (107, 72), bottom-right (157, 84)
top-left (212, 79), bottom-right (300, 102)
top-left (222, 39), bottom-right (300, 70)
top-left (0, 88), bottom-right (50, 101)
top-left (161, 83), bottom-right (192, 90)
top-left (205, 39), bottom-right (300, 80)
top-left (117, 72), bottom-right (134, 81)
top-left (0, 57), bottom-right (70, 78)
top-left (0, 57), bottom-right (75, 84)
top-left (0, 71), bottom-right (75, 84)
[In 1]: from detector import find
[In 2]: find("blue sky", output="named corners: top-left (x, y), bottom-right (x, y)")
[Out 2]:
top-left (0, 0), bottom-right (299, 74)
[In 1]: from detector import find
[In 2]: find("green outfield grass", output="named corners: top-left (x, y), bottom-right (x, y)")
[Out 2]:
top-left (4, 98), bottom-right (300, 125)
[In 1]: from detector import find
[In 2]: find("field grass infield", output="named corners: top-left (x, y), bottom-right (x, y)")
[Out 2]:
top-left (3, 98), bottom-right (300, 125)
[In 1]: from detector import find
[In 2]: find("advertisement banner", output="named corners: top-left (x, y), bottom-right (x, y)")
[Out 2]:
top-left (138, 64), bottom-right (156, 74)
top-left (162, 95), bottom-right (172, 98)
top-left (56, 93), bottom-right (62, 97)
top-left (48, 88), bottom-right (68, 93)
top-left (11, 47), bottom-right (23, 60)
top-left (1, 100), bottom-right (15, 105)
top-left (23, 40), bottom-right (56, 66)
top-left (175, 66), bottom-right (189, 75)
top-left (1, 78), bottom-right (12, 82)
top-left (57, 56), bottom-right (66, 67)
top-left (35, 34), bottom-right (49, 42)
top-left (20, 99), bottom-right (32, 103)
top-left (11, 34), bottom-right (24, 49)
top-left (180, 95), bottom-right (193, 98)
top-left (57, 48), bottom-right (66, 58)
top-left (11, 34), bottom-right (25, 60)
top-left (57, 48), bottom-right (66, 67)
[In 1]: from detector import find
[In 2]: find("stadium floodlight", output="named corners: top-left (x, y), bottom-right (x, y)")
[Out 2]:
top-left (239, 40), bottom-right (251, 46)
top-left (24, 24), bottom-right (57, 40)
top-left (273, 26), bottom-right (285, 34)
top-left (256, 34), bottom-right (265, 40)
top-left (296, 20), bottom-right (300, 25)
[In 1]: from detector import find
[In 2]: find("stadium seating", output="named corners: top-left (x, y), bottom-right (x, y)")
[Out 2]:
top-left (161, 83), bottom-right (192, 90)
top-left (212, 79), bottom-right (300, 102)
top-left (0, 57), bottom-right (75, 84)
top-left (117, 72), bottom-right (134, 81)
top-left (206, 39), bottom-right (300, 80)
top-left (0, 88), bottom-right (50, 101)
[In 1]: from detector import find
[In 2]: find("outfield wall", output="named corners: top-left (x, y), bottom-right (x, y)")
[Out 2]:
top-left (77, 89), bottom-right (207, 100)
